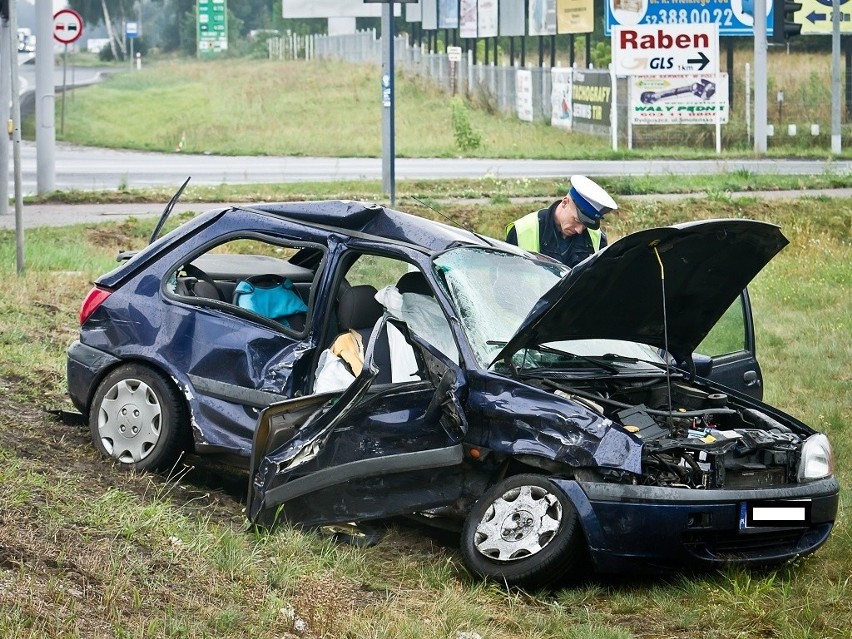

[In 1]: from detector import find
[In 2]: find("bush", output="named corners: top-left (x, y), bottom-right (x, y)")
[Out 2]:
top-left (451, 98), bottom-right (482, 151)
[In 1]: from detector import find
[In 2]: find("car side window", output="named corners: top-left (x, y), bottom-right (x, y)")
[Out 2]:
top-left (167, 236), bottom-right (322, 334)
top-left (696, 295), bottom-right (746, 357)
top-left (345, 254), bottom-right (412, 289)
top-left (344, 254), bottom-right (459, 363)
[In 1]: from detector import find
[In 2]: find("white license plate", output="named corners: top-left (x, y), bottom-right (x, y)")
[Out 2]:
top-left (739, 500), bottom-right (811, 529)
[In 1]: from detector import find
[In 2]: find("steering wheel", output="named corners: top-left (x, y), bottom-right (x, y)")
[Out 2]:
top-left (181, 263), bottom-right (226, 302)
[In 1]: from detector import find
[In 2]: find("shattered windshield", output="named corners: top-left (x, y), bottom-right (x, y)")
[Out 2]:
top-left (433, 248), bottom-right (567, 367)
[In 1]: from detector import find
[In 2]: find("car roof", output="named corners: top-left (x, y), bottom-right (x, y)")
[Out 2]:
top-left (241, 200), bottom-right (494, 253)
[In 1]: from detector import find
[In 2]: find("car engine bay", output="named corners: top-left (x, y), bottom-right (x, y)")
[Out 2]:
top-left (542, 376), bottom-right (803, 490)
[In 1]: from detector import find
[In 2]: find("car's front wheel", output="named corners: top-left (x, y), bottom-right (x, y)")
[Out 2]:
top-left (89, 364), bottom-right (188, 471)
top-left (461, 474), bottom-right (585, 589)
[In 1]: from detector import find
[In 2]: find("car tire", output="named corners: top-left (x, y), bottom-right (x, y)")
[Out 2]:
top-left (89, 363), bottom-right (188, 472)
top-left (460, 474), bottom-right (585, 589)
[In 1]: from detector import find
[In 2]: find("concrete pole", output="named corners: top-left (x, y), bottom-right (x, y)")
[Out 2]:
top-left (35, 0), bottom-right (55, 194)
top-left (831, 0), bottom-right (841, 155)
top-left (753, 0), bottom-right (768, 155)
top-left (0, 17), bottom-right (10, 217)
top-left (9, 0), bottom-right (24, 274)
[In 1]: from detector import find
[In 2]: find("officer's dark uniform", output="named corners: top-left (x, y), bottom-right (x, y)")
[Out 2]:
top-left (505, 200), bottom-right (608, 268)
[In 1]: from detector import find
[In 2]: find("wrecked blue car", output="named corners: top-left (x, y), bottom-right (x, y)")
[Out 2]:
top-left (67, 199), bottom-right (838, 588)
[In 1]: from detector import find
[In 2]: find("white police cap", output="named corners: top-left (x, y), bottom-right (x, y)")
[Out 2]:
top-left (567, 175), bottom-right (617, 230)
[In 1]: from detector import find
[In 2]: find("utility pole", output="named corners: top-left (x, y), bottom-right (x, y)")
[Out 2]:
top-left (35, 0), bottom-right (55, 194)
top-left (7, 0), bottom-right (24, 273)
top-left (380, 2), bottom-right (396, 206)
top-left (0, 1), bottom-right (10, 218)
top-left (831, 0), bottom-right (841, 154)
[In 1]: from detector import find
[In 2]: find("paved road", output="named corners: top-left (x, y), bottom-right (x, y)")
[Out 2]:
top-left (8, 140), bottom-right (852, 195)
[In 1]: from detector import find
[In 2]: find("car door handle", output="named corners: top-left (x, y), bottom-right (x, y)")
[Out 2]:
top-left (743, 370), bottom-right (762, 387)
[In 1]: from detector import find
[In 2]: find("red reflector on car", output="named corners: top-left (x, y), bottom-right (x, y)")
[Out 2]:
top-left (79, 287), bottom-right (112, 325)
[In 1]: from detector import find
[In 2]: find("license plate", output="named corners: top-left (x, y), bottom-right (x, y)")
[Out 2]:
top-left (739, 500), bottom-right (812, 529)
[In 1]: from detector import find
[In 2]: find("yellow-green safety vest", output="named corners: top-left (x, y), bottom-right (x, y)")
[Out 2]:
top-left (507, 211), bottom-right (602, 253)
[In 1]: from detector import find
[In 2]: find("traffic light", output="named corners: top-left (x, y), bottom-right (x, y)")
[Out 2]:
top-left (772, 0), bottom-right (803, 42)
top-left (0, 0), bottom-right (8, 23)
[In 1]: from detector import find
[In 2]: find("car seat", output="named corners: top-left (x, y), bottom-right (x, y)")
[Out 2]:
top-left (335, 285), bottom-right (392, 384)
top-left (233, 274), bottom-right (308, 331)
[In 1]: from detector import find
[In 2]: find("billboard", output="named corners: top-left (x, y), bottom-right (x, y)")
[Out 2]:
top-left (572, 70), bottom-right (611, 127)
top-left (460, 0), bottom-right (477, 38)
top-left (478, 0), bottom-right (499, 37)
top-left (438, 0), bottom-right (459, 28)
top-left (551, 67), bottom-right (573, 129)
top-left (630, 74), bottom-right (729, 124)
top-left (282, 0), bottom-right (399, 17)
top-left (605, 0), bottom-right (773, 36)
top-left (557, 0), bottom-right (594, 34)
top-left (530, 0), bottom-right (557, 36)
top-left (500, 0), bottom-right (526, 36)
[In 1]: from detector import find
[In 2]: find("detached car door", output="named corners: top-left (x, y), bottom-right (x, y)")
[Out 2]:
top-left (247, 316), bottom-right (468, 528)
top-left (695, 289), bottom-right (764, 399)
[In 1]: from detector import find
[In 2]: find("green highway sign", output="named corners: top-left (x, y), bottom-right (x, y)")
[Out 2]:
top-left (198, 0), bottom-right (228, 58)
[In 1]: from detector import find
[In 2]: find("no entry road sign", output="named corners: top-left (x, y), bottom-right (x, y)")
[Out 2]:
top-left (54, 9), bottom-right (84, 45)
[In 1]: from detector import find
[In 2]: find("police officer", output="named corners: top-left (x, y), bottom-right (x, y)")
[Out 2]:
top-left (506, 175), bottom-right (617, 268)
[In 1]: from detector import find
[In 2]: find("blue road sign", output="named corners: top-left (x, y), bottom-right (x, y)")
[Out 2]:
top-left (606, 0), bottom-right (775, 36)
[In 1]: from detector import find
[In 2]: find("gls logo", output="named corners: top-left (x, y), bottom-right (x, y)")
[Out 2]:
top-left (650, 57), bottom-right (673, 70)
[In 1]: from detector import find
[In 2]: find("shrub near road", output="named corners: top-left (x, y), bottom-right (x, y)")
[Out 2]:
top-left (0, 194), bottom-right (849, 638)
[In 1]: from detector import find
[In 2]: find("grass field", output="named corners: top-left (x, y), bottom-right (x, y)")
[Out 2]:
top-left (0, 190), bottom-right (849, 638)
top-left (43, 55), bottom-right (852, 160)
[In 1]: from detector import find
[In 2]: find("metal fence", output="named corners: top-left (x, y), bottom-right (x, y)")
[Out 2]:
top-left (268, 30), bottom-right (848, 152)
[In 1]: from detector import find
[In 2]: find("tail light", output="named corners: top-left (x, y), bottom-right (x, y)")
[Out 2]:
top-left (79, 286), bottom-right (112, 325)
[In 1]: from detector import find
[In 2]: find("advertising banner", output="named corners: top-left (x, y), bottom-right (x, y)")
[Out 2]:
top-left (516, 69), bottom-right (535, 122)
top-left (630, 74), bottom-right (729, 124)
top-left (572, 70), bottom-right (612, 127)
top-left (605, 0), bottom-right (774, 36)
top-left (422, 0), bottom-right (438, 29)
top-left (557, 0), bottom-right (594, 34)
top-left (406, 1), bottom-right (422, 22)
top-left (551, 68), bottom-right (573, 129)
top-left (500, 0), bottom-right (526, 36)
top-left (529, 0), bottom-right (558, 35)
top-left (478, 0), bottom-right (499, 37)
top-left (460, 0), bottom-right (478, 37)
top-left (438, 0), bottom-right (458, 28)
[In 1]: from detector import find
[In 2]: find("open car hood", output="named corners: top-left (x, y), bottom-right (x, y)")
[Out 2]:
top-left (495, 219), bottom-right (789, 365)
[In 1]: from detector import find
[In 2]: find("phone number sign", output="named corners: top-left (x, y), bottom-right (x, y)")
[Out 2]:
top-left (606, 0), bottom-right (774, 36)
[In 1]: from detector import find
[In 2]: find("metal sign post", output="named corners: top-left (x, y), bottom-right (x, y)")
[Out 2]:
top-left (365, 0), bottom-right (415, 206)
top-left (53, 10), bottom-right (83, 142)
top-left (448, 46), bottom-right (461, 96)
top-left (126, 21), bottom-right (139, 69)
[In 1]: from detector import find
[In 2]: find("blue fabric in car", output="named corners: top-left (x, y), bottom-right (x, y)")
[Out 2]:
top-left (233, 275), bottom-right (308, 327)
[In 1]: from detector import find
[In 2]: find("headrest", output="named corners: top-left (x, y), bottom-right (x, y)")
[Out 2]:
top-left (337, 284), bottom-right (383, 331)
top-left (396, 271), bottom-right (432, 296)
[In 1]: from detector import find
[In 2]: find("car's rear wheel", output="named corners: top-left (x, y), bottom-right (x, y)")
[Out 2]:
top-left (89, 364), bottom-right (188, 471)
top-left (461, 474), bottom-right (585, 589)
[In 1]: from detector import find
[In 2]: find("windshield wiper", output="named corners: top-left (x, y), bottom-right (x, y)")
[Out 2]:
top-left (534, 347), bottom-right (621, 373)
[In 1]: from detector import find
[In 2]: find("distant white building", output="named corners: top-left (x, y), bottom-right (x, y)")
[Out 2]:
top-left (87, 38), bottom-right (111, 54)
